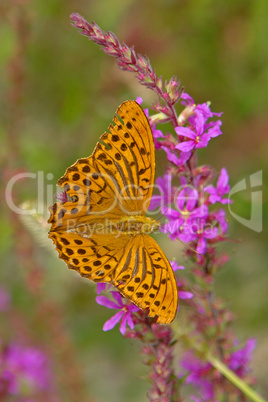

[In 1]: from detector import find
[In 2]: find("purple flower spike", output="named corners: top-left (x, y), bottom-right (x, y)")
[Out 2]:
top-left (204, 168), bottom-right (233, 204)
top-left (96, 291), bottom-right (139, 335)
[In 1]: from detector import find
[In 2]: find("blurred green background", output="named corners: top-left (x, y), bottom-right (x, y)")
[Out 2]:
top-left (1, 0), bottom-right (267, 400)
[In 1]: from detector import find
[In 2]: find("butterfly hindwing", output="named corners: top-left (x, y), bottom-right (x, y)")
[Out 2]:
top-left (114, 235), bottom-right (178, 324)
top-left (49, 230), bottom-right (178, 324)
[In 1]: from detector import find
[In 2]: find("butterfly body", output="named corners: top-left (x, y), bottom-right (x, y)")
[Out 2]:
top-left (48, 101), bottom-right (178, 324)
top-left (115, 215), bottom-right (160, 235)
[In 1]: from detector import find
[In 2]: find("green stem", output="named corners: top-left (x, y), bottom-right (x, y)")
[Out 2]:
top-left (208, 355), bottom-right (266, 402)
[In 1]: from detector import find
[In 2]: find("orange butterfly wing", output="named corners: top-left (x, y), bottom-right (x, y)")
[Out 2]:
top-left (48, 100), bottom-right (178, 324)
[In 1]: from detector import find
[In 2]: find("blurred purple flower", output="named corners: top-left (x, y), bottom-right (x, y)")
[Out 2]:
top-left (178, 289), bottom-right (194, 301)
top-left (204, 168), bottom-right (232, 205)
top-left (96, 291), bottom-right (139, 335)
top-left (0, 286), bottom-right (10, 311)
top-left (179, 351), bottom-right (215, 400)
top-left (0, 341), bottom-right (51, 396)
top-left (170, 261), bottom-right (185, 272)
top-left (229, 338), bottom-right (256, 377)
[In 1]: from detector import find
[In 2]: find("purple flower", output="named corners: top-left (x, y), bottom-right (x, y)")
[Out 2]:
top-left (195, 102), bottom-right (223, 120)
top-left (96, 291), bottom-right (139, 335)
top-left (166, 187), bottom-right (208, 221)
top-left (188, 218), bottom-right (218, 255)
top-left (204, 168), bottom-right (232, 205)
top-left (180, 92), bottom-right (195, 109)
top-left (0, 341), bottom-right (51, 396)
top-left (212, 209), bottom-right (228, 235)
top-left (175, 109), bottom-right (222, 152)
top-left (229, 338), bottom-right (256, 377)
top-left (162, 188), bottom-right (208, 244)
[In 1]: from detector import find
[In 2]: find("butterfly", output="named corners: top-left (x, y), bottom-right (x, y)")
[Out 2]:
top-left (48, 100), bottom-right (178, 324)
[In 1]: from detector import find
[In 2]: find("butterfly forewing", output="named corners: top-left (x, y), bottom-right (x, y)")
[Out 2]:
top-left (93, 101), bottom-right (155, 215)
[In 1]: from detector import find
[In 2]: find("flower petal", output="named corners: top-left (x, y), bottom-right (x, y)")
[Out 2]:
top-left (217, 167), bottom-right (229, 191)
top-left (103, 311), bottom-right (124, 331)
top-left (175, 141), bottom-right (195, 152)
top-left (170, 261), bottom-right (185, 271)
top-left (96, 295), bottom-right (120, 310)
top-left (96, 283), bottom-right (106, 294)
top-left (126, 312), bottom-right (135, 329)
top-left (135, 96), bottom-right (143, 105)
top-left (185, 189), bottom-right (198, 212)
top-left (196, 237), bottom-right (207, 255)
top-left (190, 205), bottom-right (208, 218)
top-left (207, 120), bottom-right (222, 138)
top-left (111, 291), bottom-right (124, 306)
top-left (175, 126), bottom-right (196, 139)
top-left (179, 290), bottom-right (193, 299)
top-left (161, 146), bottom-right (180, 166)
top-left (177, 151), bottom-right (191, 164)
top-left (204, 185), bottom-right (216, 195)
top-left (119, 314), bottom-right (127, 335)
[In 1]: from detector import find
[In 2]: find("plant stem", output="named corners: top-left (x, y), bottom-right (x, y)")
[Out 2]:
top-left (208, 355), bottom-right (265, 402)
